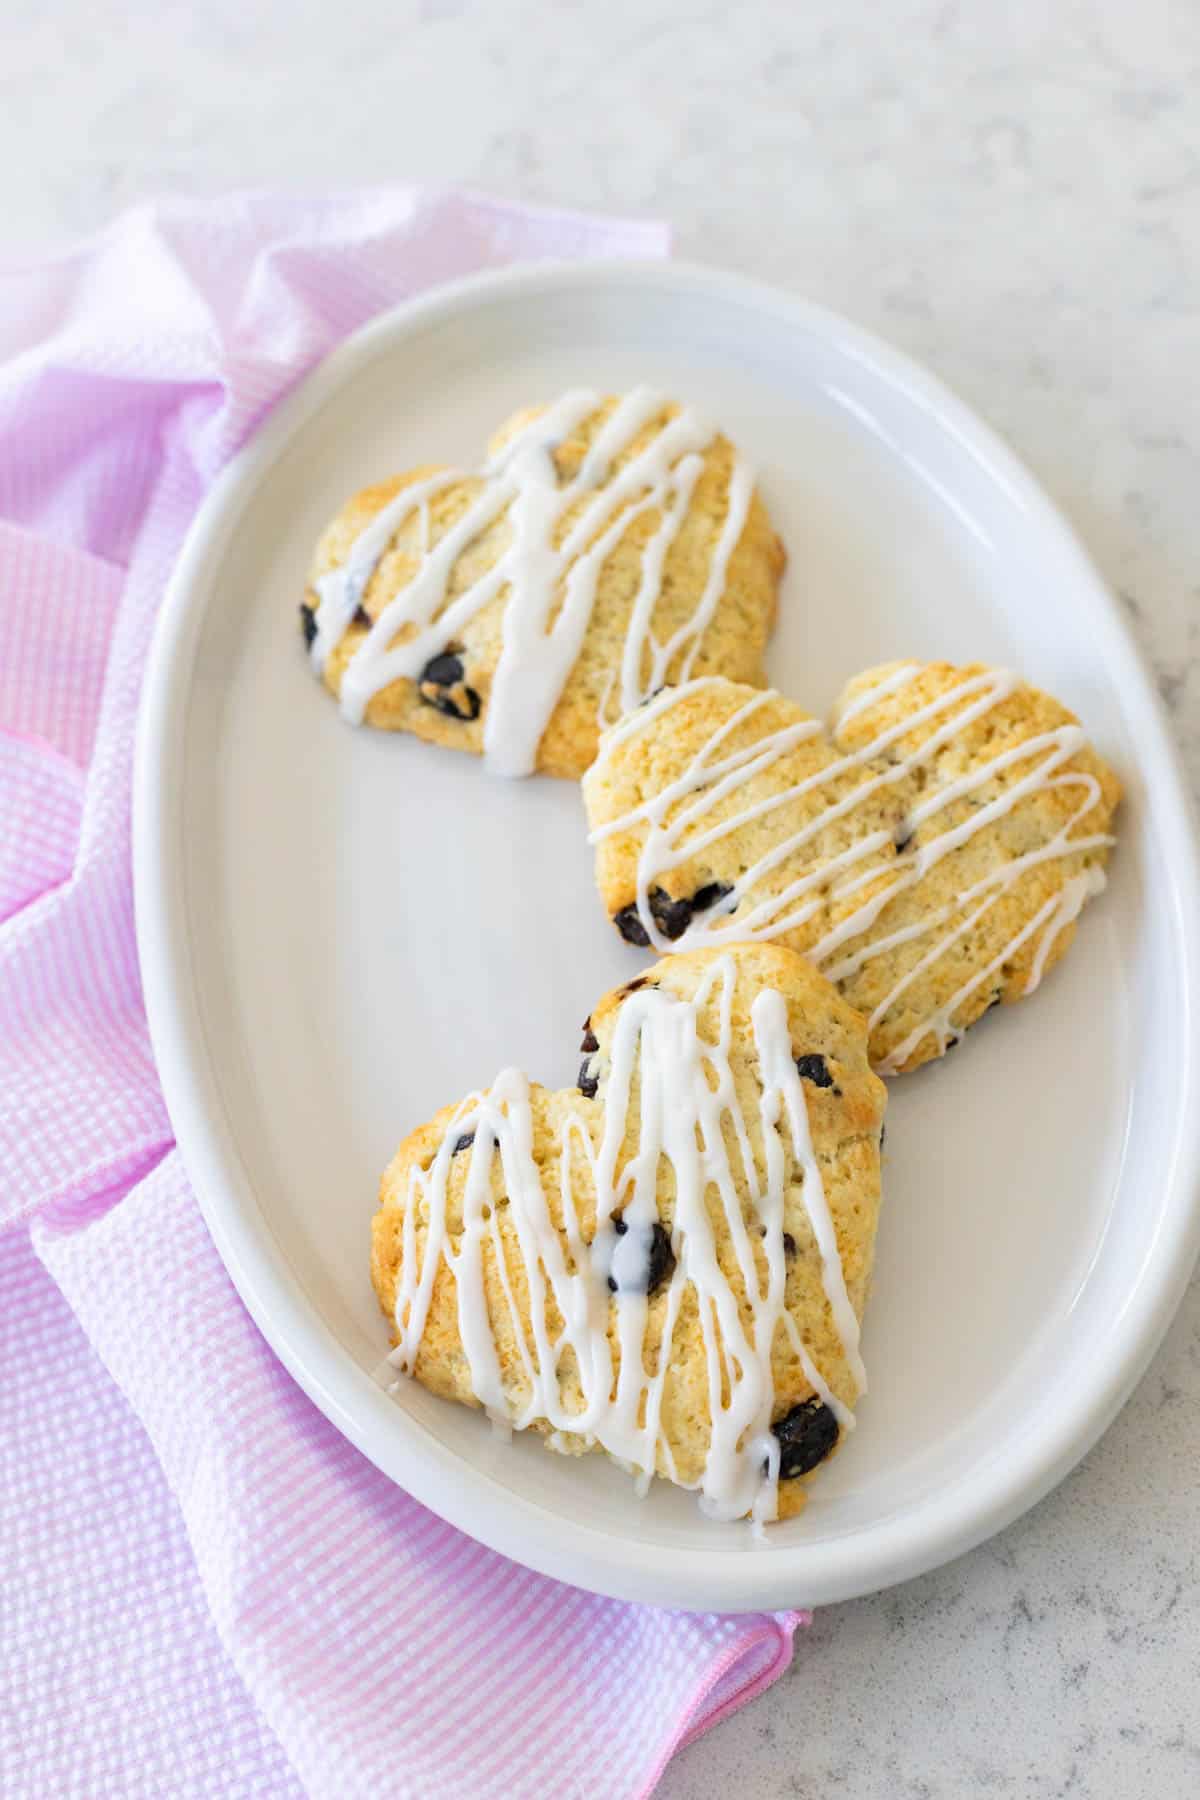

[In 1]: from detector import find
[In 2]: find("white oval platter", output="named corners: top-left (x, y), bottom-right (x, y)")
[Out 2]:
top-left (135, 261), bottom-right (1200, 1610)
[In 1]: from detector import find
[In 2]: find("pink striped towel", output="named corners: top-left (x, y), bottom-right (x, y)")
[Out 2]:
top-left (0, 188), bottom-right (802, 1799)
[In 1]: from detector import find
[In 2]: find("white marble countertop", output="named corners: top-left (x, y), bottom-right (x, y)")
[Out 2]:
top-left (6, 3), bottom-right (1198, 1794)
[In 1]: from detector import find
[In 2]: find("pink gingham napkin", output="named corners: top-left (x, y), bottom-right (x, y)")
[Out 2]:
top-left (0, 189), bottom-right (802, 1799)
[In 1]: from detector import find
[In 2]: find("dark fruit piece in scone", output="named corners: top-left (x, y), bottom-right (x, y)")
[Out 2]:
top-left (578, 1059), bottom-right (599, 1099)
top-left (644, 1222), bottom-right (676, 1296)
top-left (690, 881), bottom-right (733, 913)
top-left (422, 651), bottom-right (465, 686)
top-left (613, 903), bottom-right (652, 946)
top-left (423, 685), bottom-right (481, 721)
top-left (794, 1053), bottom-right (834, 1089)
top-left (613, 887), bottom-right (693, 946)
top-left (418, 649), bottom-right (481, 721)
top-left (613, 882), bottom-right (734, 946)
top-left (772, 1396), bottom-right (840, 1478)
top-left (760, 1226), bottom-right (798, 1258)
top-left (606, 1218), bottom-right (676, 1297)
top-left (300, 602), bottom-right (317, 648)
top-left (646, 889), bottom-right (693, 941)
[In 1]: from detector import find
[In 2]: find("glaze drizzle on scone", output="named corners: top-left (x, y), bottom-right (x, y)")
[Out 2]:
top-left (585, 665), bottom-right (1121, 1074)
top-left (305, 389), bottom-right (782, 778)
top-left (372, 945), bottom-right (886, 1524)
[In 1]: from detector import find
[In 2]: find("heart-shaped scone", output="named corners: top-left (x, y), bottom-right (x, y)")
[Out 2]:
top-left (301, 389), bottom-right (784, 778)
top-left (584, 664), bottom-right (1121, 1074)
top-left (372, 943), bottom-right (886, 1523)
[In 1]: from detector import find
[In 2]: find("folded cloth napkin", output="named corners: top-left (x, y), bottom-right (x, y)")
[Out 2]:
top-left (0, 189), bottom-right (803, 1800)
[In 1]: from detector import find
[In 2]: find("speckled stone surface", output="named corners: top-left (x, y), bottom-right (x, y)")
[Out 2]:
top-left (6, 4), bottom-right (1198, 1794)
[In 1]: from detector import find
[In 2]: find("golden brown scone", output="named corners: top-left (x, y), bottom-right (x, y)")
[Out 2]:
top-left (301, 391), bottom-right (784, 778)
top-left (372, 943), bottom-right (886, 1522)
top-left (583, 664), bottom-right (1121, 1074)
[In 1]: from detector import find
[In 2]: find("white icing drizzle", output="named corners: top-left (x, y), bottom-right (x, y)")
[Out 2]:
top-left (309, 388), bottom-right (755, 776)
top-left (309, 472), bottom-right (461, 675)
top-left (1024, 868), bottom-right (1104, 995)
top-left (387, 955), bottom-right (861, 1521)
top-left (830, 658), bottom-right (924, 729)
top-left (586, 666), bottom-right (1115, 1071)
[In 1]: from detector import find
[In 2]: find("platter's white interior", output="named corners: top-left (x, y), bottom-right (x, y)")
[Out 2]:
top-left (143, 265), bottom-right (1199, 1610)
